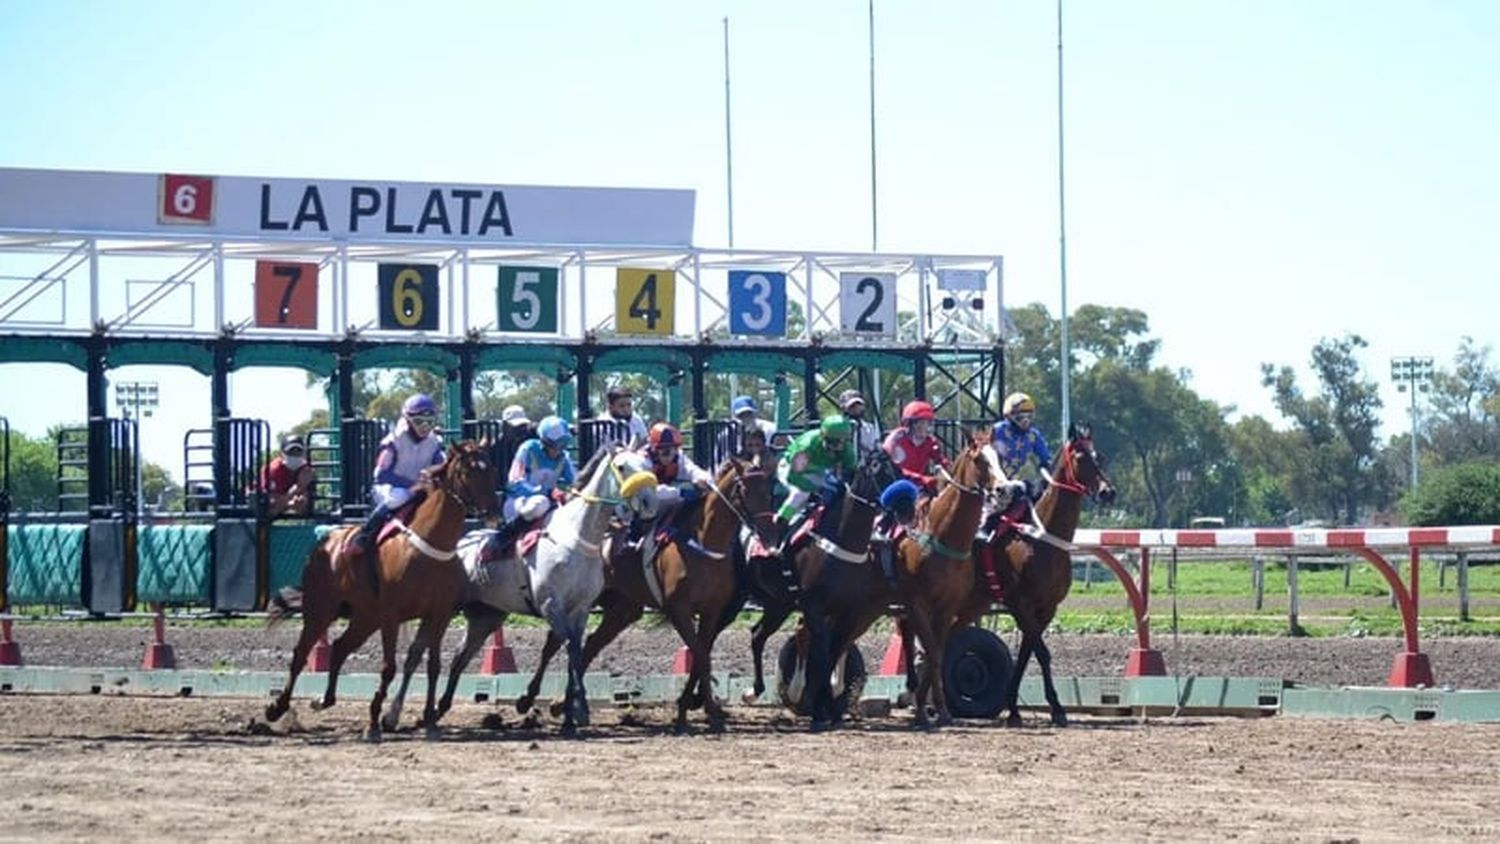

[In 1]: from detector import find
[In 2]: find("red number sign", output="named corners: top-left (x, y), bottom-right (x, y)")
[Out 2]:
top-left (158, 174), bottom-right (215, 224)
top-left (254, 260), bottom-right (319, 329)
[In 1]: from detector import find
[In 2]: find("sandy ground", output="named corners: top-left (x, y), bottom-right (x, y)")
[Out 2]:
top-left (1, 694), bottom-right (1497, 842)
top-left (8, 622), bottom-right (1500, 689)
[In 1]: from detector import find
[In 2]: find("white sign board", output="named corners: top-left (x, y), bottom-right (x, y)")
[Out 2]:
top-left (839, 272), bottom-right (898, 336)
top-left (0, 167), bottom-right (696, 247)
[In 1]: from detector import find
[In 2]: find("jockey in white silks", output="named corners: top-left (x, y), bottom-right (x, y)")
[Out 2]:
top-left (345, 393), bottom-right (445, 556)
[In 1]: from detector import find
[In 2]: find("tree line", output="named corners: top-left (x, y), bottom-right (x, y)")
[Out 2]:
top-left (3, 302), bottom-right (1496, 525)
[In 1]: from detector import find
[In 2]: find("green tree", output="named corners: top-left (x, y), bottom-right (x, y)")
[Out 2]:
top-left (1261, 334), bottom-right (1384, 524)
top-left (1424, 337), bottom-right (1500, 467)
top-left (4, 429), bottom-right (60, 511)
top-left (1401, 462), bottom-right (1500, 526)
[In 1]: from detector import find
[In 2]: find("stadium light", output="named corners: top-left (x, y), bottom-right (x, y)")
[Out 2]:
top-left (1389, 356), bottom-right (1433, 488)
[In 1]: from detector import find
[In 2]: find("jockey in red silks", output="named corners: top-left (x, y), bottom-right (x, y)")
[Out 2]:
top-left (881, 400), bottom-right (950, 495)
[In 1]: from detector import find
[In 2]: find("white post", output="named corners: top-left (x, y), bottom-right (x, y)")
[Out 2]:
top-left (867, 0), bottom-right (878, 253)
top-left (1056, 0), bottom-right (1072, 440)
top-left (723, 16), bottom-right (735, 248)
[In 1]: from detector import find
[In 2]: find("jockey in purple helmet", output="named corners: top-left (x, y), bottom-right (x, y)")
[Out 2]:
top-left (345, 393), bottom-right (446, 557)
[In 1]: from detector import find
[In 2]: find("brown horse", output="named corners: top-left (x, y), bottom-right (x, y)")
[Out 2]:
top-left (265, 440), bottom-right (499, 740)
top-left (519, 455), bottom-right (776, 731)
top-left (892, 434), bottom-right (993, 728)
top-left (958, 423), bottom-right (1114, 727)
top-left (742, 446), bottom-right (906, 728)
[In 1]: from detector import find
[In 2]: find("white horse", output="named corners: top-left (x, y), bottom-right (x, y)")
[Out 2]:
top-left (382, 444), bottom-right (657, 735)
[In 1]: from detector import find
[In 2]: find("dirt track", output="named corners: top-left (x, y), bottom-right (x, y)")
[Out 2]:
top-left (10, 622), bottom-right (1500, 689)
top-left (2, 694), bottom-right (1498, 841)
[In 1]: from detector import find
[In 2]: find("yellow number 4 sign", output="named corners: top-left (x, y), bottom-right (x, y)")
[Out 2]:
top-left (615, 268), bottom-right (675, 335)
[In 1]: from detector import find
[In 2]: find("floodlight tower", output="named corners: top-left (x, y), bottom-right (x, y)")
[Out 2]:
top-left (114, 380), bottom-right (159, 512)
top-left (1389, 356), bottom-right (1433, 488)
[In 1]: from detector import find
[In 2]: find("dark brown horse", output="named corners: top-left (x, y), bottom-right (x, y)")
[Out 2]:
top-left (519, 455), bottom-right (776, 731)
top-left (265, 440), bottom-right (499, 740)
top-left (958, 423), bottom-right (1114, 727)
top-left (741, 447), bottom-right (906, 728)
top-left (891, 434), bottom-right (993, 728)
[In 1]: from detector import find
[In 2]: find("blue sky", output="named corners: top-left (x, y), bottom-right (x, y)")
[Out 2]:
top-left (2, 1), bottom-right (1497, 476)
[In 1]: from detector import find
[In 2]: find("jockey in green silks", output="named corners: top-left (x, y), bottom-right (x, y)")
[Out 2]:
top-left (775, 415), bottom-right (859, 528)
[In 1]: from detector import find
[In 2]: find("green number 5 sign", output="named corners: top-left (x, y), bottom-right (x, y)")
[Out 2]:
top-left (497, 266), bottom-right (559, 333)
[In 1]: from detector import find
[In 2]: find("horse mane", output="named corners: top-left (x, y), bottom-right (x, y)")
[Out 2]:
top-left (572, 444), bottom-right (611, 490)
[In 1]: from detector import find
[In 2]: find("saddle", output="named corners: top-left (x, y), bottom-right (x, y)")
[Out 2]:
top-left (746, 505), bottom-right (824, 560)
top-left (486, 524), bottom-right (545, 561)
top-left (373, 496), bottom-right (424, 547)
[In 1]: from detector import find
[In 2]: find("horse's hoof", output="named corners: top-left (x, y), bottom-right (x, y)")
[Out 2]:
top-left (310, 698), bottom-right (333, 712)
top-left (559, 721), bottom-right (578, 737)
top-left (673, 720), bottom-right (690, 736)
top-left (379, 715), bottom-right (399, 733)
top-left (363, 727), bottom-right (383, 743)
top-left (548, 699), bottom-right (566, 718)
top-left (1005, 713), bottom-right (1024, 729)
top-left (895, 690), bottom-right (914, 709)
top-left (809, 719), bottom-right (832, 733)
top-left (264, 702), bottom-right (286, 723)
top-left (1051, 711), bottom-right (1069, 728)
top-left (424, 726), bottom-right (441, 742)
top-left (515, 696), bottom-right (533, 715)
top-left (740, 688), bottom-right (760, 705)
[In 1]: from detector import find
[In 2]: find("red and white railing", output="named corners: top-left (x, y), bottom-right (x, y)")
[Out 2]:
top-left (1072, 526), bottom-right (1500, 687)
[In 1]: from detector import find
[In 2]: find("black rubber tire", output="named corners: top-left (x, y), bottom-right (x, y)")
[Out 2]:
top-left (943, 625), bottom-right (1013, 719)
top-left (777, 637), bottom-right (868, 720)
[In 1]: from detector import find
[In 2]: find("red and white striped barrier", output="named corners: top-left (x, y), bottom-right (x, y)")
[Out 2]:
top-left (1075, 526), bottom-right (1500, 550)
top-left (1069, 526), bottom-right (1500, 687)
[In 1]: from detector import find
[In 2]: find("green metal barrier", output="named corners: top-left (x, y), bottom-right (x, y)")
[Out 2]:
top-left (135, 524), bottom-right (214, 605)
top-left (267, 523), bottom-right (338, 596)
top-left (6, 524), bottom-right (87, 606)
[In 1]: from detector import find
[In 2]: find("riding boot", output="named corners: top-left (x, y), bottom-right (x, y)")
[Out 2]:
top-left (489, 517), bottom-right (527, 557)
top-left (345, 503), bottom-right (394, 596)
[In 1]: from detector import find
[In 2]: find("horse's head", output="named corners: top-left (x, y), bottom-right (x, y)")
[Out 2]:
top-left (437, 440), bottom-right (501, 516)
top-left (1056, 422), bottom-right (1115, 505)
top-left (857, 447), bottom-right (917, 525)
top-left (943, 432), bottom-right (996, 500)
top-left (718, 453), bottom-right (778, 546)
top-left (608, 445), bottom-right (660, 521)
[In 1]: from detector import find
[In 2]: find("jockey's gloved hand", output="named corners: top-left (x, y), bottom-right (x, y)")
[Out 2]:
top-left (819, 472), bottom-right (843, 501)
top-left (550, 489), bottom-right (569, 505)
top-left (1000, 479), bottom-right (1028, 499)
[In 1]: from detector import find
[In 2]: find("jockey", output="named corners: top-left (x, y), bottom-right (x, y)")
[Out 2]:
top-left (882, 400), bottom-right (951, 494)
top-left (345, 393), bottom-right (445, 556)
top-left (492, 415), bottom-right (577, 551)
top-left (991, 392), bottom-right (1053, 501)
top-left (775, 415), bottom-right (858, 534)
top-left (625, 422), bottom-right (712, 549)
top-left (838, 389), bottom-right (882, 457)
top-left (732, 395), bottom-right (779, 443)
top-left (643, 422), bottom-right (712, 510)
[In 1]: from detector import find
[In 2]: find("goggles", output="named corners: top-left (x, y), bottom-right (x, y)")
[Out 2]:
top-left (408, 414), bottom-right (438, 431)
top-left (1011, 411), bottom-right (1034, 423)
top-left (824, 438), bottom-right (846, 451)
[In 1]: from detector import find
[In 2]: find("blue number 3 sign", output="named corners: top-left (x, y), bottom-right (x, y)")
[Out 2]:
top-left (727, 270), bottom-right (787, 336)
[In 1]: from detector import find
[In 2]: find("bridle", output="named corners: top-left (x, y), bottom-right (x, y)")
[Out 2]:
top-left (707, 461), bottom-right (777, 538)
top-left (1043, 437), bottom-right (1103, 498)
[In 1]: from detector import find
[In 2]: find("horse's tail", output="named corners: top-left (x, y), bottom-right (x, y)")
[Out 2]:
top-left (265, 587), bottom-right (304, 628)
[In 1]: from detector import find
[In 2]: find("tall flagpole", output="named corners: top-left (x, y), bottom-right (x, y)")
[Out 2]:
top-left (723, 16), bottom-right (735, 248)
top-left (1056, 0), bottom-right (1072, 439)
top-left (868, 0), bottom-right (878, 252)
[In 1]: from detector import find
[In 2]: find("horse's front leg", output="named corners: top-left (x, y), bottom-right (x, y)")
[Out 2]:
top-left (904, 605), bottom-right (939, 729)
top-left (1005, 629), bottom-right (1037, 728)
top-left (380, 620), bottom-right (431, 732)
top-left (560, 611), bottom-right (591, 735)
top-left (439, 607), bottom-right (502, 720)
top-left (312, 616), bottom-right (376, 711)
top-left (366, 622), bottom-right (400, 742)
top-left (547, 597), bottom-right (643, 718)
top-left (516, 630), bottom-right (564, 715)
top-left (1030, 631), bottom-right (1067, 727)
top-left (744, 597), bottom-right (793, 702)
top-left (266, 601), bottom-right (335, 723)
top-left (419, 614), bottom-right (455, 736)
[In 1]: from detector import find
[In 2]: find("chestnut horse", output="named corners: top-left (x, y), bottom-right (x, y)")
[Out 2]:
top-left (959, 423), bottom-right (1114, 727)
top-left (740, 447), bottom-right (905, 728)
top-left (892, 435), bottom-right (993, 728)
top-left (519, 455), bottom-right (776, 731)
top-left (265, 440), bottom-right (499, 740)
